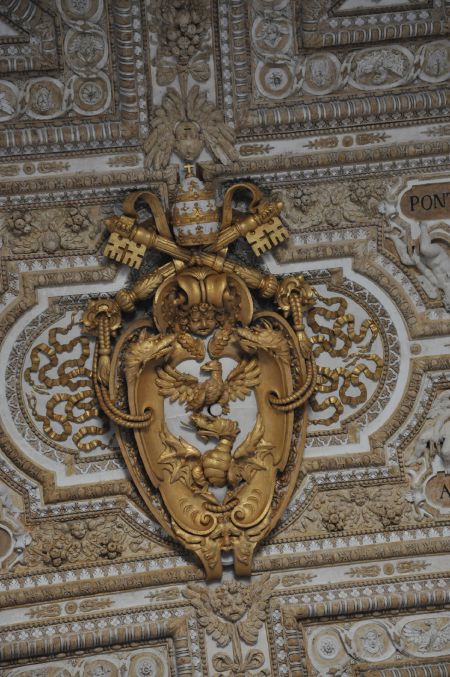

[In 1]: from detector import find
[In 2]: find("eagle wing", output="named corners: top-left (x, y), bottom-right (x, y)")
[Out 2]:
top-left (155, 364), bottom-right (200, 408)
top-left (224, 358), bottom-right (260, 404)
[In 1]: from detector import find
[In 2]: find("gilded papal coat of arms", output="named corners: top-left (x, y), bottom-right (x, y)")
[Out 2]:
top-left (83, 166), bottom-right (317, 579)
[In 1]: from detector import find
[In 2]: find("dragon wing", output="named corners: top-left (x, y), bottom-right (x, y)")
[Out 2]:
top-left (228, 414), bottom-right (273, 487)
top-left (155, 364), bottom-right (200, 407)
top-left (233, 414), bottom-right (265, 460)
top-left (225, 358), bottom-right (260, 404)
top-left (159, 428), bottom-right (201, 486)
top-left (159, 428), bottom-right (201, 461)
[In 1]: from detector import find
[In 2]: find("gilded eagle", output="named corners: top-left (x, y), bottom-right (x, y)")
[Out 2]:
top-left (155, 358), bottom-right (260, 414)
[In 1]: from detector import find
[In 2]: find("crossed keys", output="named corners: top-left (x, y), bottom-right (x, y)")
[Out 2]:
top-left (102, 180), bottom-right (288, 271)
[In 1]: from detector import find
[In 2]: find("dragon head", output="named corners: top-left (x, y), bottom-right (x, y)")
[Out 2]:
top-left (151, 334), bottom-right (176, 359)
top-left (190, 413), bottom-right (240, 440)
top-left (235, 327), bottom-right (258, 354)
top-left (125, 332), bottom-right (174, 380)
top-left (235, 324), bottom-right (290, 364)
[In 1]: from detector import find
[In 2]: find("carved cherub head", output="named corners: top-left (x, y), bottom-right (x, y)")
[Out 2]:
top-left (211, 580), bottom-right (252, 622)
top-left (186, 302), bottom-right (219, 336)
top-left (174, 120), bottom-right (203, 162)
top-left (155, 268), bottom-right (247, 336)
top-left (166, 299), bottom-right (227, 336)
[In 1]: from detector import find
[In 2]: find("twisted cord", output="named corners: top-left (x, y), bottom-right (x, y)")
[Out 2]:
top-left (269, 291), bottom-right (318, 411)
top-left (93, 337), bottom-right (152, 429)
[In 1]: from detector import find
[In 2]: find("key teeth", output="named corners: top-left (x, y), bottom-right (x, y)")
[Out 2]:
top-left (250, 241), bottom-right (269, 256)
top-left (245, 216), bottom-right (289, 256)
top-left (269, 230), bottom-right (288, 247)
top-left (123, 254), bottom-right (143, 270)
top-left (103, 232), bottom-right (146, 269)
top-left (104, 244), bottom-right (122, 262)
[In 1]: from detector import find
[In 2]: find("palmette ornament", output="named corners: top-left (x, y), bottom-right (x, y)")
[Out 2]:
top-left (83, 166), bottom-right (317, 579)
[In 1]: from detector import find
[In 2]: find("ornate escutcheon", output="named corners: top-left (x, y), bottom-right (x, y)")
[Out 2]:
top-left (83, 166), bottom-right (316, 578)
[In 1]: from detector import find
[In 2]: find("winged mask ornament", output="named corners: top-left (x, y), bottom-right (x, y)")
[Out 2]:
top-left (83, 165), bottom-right (318, 578)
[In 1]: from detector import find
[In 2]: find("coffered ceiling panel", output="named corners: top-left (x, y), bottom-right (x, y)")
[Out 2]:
top-left (0, 1), bottom-right (449, 675)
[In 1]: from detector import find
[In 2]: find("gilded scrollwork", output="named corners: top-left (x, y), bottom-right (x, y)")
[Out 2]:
top-left (306, 289), bottom-right (384, 426)
top-left (23, 311), bottom-right (110, 454)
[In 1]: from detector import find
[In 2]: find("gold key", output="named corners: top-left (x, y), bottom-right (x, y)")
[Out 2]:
top-left (104, 232), bottom-right (147, 269)
top-left (245, 216), bottom-right (289, 256)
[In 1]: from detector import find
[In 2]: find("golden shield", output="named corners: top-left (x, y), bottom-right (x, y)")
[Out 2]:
top-left (109, 269), bottom-right (308, 579)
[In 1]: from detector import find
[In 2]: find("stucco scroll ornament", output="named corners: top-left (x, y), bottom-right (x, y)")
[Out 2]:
top-left (144, 86), bottom-right (239, 169)
top-left (83, 167), bottom-right (317, 578)
top-left (382, 200), bottom-right (450, 310)
top-left (184, 574), bottom-right (278, 675)
top-left (405, 389), bottom-right (450, 518)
